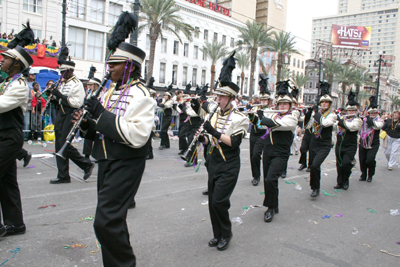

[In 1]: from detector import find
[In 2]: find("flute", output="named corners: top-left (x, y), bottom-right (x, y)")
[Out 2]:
top-left (243, 110), bottom-right (290, 114)
top-left (182, 96), bottom-right (215, 100)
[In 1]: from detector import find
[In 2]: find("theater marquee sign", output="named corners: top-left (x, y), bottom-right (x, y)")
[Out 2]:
top-left (185, 0), bottom-right (231, 17)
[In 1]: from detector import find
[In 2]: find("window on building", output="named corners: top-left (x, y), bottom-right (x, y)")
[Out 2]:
top-left (193, 45), bottom-right (198, 59)
top-left (222, 35), bottom-right (226, 45)
top-left (68, 27), bottom-right (85, 58)
top-left (144, 60), bottom-right (149, 81)
top-left (184, 43), bottom-right (189, 57)
top-left (192, 68), bottom-right (197, 85)
top-left (108, 3), bottom-right (122, 25)
top-left (237, 76), bottom-right (240, 86)
top-left (244, 77), bottom-right (248, 94)
top-left (204, 29), bottom-right (208, 41)
top-left (161, 38), bottom-right (167, 53)
top-left (90, 0), bottom-right (104, 23)
top-left (201, 69), bottom-right (206, 86)
top-left (213, 32), bottom-right (218, 42)
top-left (172, 65), bottom-right (178, 85)
top-left (203, 51), bottom-right (207, 61)
top-left (309, 82), bottom-right (312, 88)
top-left (69, 0), bottom-right (85, 19)
top-left (23, 0), bottom-right (42, 14)
top-left (195, 26), bottom-right (200, 38)
top-left (87, 30), bottom-right (103, 61)
top-left (301, 61), bottom-right (304, 69)
top-left (146, 34), bottom-right (151, 50)
top-left (159, 63), bottom-right (166, 83)
top-left (182, 66), bottom-right (188, 85)
top-left (33, 29), bottom-right (42, 40)
top-left (173, 41), bottom-right (179, 55)
top-left (230, 37), bottom-right (234, 47)
top-left (293, 58), bottom-right (296, 67)
top-left (297, 60), bottom-right (300, 68)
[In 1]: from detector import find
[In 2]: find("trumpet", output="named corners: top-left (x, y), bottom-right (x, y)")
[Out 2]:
top-left (56, 73), bottom-right (111, 159)
top-left (181, 102), bottom-right (220, 162)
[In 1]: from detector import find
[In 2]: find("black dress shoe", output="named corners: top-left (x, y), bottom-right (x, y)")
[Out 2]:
top-left (251, 177), bottom-right (260, 186)
top-left (184, 162), bottom-right (192, 167)
top-left (202, 189), bottom-right (208, 195)
top-left (128, 200), bottom-right (136, 209)
top-left (310, 189), bottom-right (320, 197)
top-left (274, 207), bottom-right (279, 214)
top-left (298, 164), bottom-right (307, 171)
top-left (158, 145), bottom-right (165, 150)
top-left (178, 150), bottom-right (186, 155)
top-left (334, 184), bottom-right (344, 189)
top-left (208, 238), bottom-right (219, 247)
top-left (343, 181), bottom-right (349, 190)
top-left (83, 163), bottom-right (95, 180)
top-left (217, 233), bottom-right (232, 251)
top-left (4, 224), bottom-right (26, 236)
top-left (359, 174), bottom-right (366, 181)
top-left (23, 153), bottom-right (32, 167)
top-left (0, 225), bottom-right (6, 237)
top-left (146, 154), bottom-right (154, 160)
top-left (367, 176), bottom-right (373, 182)
top-left (50, 178), bottom-right (71, 184)
top-left (264, 208), bottom-right (275, 222)
top-left (306, 167), bottom-right (311, 172)
top-left (280, 172), bottom-right (287, 179)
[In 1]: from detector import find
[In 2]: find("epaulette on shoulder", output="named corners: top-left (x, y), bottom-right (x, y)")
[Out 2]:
top-left (136, 82), bottom-right (150, 97)
top-left (234, 109), bottom-right (246, 118)
top-left (18, 77), bottom-right (27, 86)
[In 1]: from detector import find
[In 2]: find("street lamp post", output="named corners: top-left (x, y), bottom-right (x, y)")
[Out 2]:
top-left (374, 51), bottom-right (386, 109)
top-left (130, 0), bottom-right (140, 46)
top-left (317, 54), bottom-right (323, 96)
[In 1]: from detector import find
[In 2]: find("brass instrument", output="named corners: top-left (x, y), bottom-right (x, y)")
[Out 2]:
top-left (181, 102), bottom-right (220, 162)
top-left (56, 73), bottom-right (111, 159)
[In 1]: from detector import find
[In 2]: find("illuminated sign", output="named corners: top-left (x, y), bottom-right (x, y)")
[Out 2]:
top-left (331, 24), bottom-right (371, 49)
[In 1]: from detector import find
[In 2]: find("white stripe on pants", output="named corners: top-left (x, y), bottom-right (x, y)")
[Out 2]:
top-left (384, 136), bottom-right (400, 168)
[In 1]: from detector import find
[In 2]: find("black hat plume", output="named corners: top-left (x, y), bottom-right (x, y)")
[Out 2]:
top-left (291, 86), bottom-right (299, 100)
top-left (57, 46), bottom-right (69, 65)
top-left (368, 96), bottom-right (378, 109)
top-left (184, 82), bottom-right (191, 94)
top-left (195, 84), bottom-right (202, 95)
top-left (107, 11), bottom-right (138, 52)
top-left (346, 90), bottom-right (359, 107)
top-left (147, 77), bottom-right (155, 89)
top-left (7, 21), bottom-right (35, 49)
top-left (259, 74), bottom-right (270, 95)
top-left (167, 82), bottom-right (173, 94)
top-left (318, 81), bottom-right (331, 96)
top-left (218, 50), bottom-right (237, 87)
top-left (275, 80), bottom-right (292, 97)
top-left (88, 65), bottom-right (96, 79)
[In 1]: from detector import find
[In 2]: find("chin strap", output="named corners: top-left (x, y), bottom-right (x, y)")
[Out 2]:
top-left (5, 59), bottom-right (17, 74)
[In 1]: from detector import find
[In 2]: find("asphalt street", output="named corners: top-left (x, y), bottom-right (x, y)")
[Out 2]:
top-left (0, 136), bottom-right (400, 267)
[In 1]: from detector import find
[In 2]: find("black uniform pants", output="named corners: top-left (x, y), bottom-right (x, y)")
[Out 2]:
top-left (147, 131), bottom-right (155, 157)
top-left (16, 148), bottom-right (28, 160)
top-left (250, 133), bottom-right (266, 179)
top-left (83, 139), bottom-right (93, 156)
top-left (160, 115), bottom-right (172, 148)
top-left (299, 130), bottom-right (312, 167)
top-left (55, 109), bottom-right (92, 181)
top-left (263, 148), bottom-right (289, 208)
top-left (208, 169), bottom-right (238, 239)
top-left (178, 120), bottom-right (188, 151)
top-left (0, 128), bottom-right (24, 227)
top-left (335, 145), bottom-right (357, 185)
top-left (359, 143), bottom-right (379, 178)
top-left (93, 157), bottom-right (145, 267)
top-left (309, 139), bottom-right (332, 190)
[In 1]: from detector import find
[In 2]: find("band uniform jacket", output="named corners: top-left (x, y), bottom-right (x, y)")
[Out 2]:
top-left (306, 109), bottom-right (337, 142)
top-left (0, 76), bottom-right (29, 130)
top-left (360, 117), bottom-right (384, 149)
top-left (160, 98), bottom-right (173, 116)
top-left (52, 76), bottom-right (85, 111)
top-left (336, 115), bottom-right (363, 147)
top-left (82, 80), bottom-right (156, 160)
top-left (248, 106), bottom-right (268, 135)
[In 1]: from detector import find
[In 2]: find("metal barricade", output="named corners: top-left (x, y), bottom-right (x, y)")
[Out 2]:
top-left (154, 107), bottom-right (180, 135)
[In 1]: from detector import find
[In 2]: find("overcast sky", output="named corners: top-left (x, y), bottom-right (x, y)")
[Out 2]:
top-left (286, 0), bottom-right (339, 56)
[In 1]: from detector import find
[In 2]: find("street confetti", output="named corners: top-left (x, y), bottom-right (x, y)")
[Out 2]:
top-left (241, 205), bottom-right (262, 216)
top-left (334, 189), bottom-right (343, 192)
top-left (201, 201), bottom-right (208, 205)
top-left (380, 250), bottom-right (400, 258)
top-left (396, 241), bottom-right (400, 245)
top-left (335, 214), bottom-right (343, 217)
top-left (259, 191), bottom-right (265, 194)
top-left (64, 243), bottom-right (87, 249)
top-left (36, 173), bottom-right (41, 175)
top-left (321, 190), bottom-right (338, 197)
top-left (27, 165), bottom-right (35, 168)
top-left (181, 208), bottom-right (185, 211)
top-left (352, 228), bottom-right (359, 235)
top-left (38, 204), bottom-right (56, 209)
top-left (366, 208), bottom-right (378, 213)
top-left (285, 181), bottom-right (296, 184)
top-left (322, 215), bottom-right (330, 219)
top-left (358, 243), bottom-right (371, 248)
top-left (10, 247), bottom-right (20, 258)
top-left (90, 240), bottom-right (101, 255)
top-left (201, 218), bottom-right (206, 221)
top-left (80, 215), bottom-right (94, 221)
top-left (0, 260), bottom-right (8, 266)
top-left (323, 173), bottom-right (328, 176)
top-left (44, 150), bottom-right (55, 152)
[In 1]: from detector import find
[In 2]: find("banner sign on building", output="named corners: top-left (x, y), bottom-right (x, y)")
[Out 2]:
top-left (331, 24), bottom-right (371, 49)
top-left (185, 0), bottom-right (231, 17)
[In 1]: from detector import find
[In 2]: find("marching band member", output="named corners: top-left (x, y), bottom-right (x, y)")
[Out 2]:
top-left (257, 81), bottom-right (298, 222)
top-left (0, 24), bottom-right (35, 237)
top-left (307, 82), bottom-right (337, 197)
top-left (334, 91), bottom-right (362, 190)
top-left (198, 53), bottom-right (248, 251)
top-left (359, 96), bottom-right (384, 182)
top-left (298, 106), bottom-right (313, 172)
top-left (158, 88), bottom-right (173, 150)
top-left (183, 96), bottom-right (203, 167)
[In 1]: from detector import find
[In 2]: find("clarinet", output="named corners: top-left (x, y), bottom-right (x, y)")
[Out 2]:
top-left (41, 78), bottom-right (62, 115)
top-left (56, 73), bottom-right (111, 159)
top-left (181, 102), bottom-right (220, 161)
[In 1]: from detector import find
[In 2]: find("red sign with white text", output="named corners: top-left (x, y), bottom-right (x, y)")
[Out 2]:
top-left (185, 0), bottom-right (231, 17)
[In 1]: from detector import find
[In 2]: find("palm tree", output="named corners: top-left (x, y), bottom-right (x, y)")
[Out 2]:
top-left (236, 21), bottom-right (272, 97)
top-left (267, 31), bottom-right (301, 83)
top-left (323, 58), bottom-right (342, 86)
top-left (335, 65), bottom-right (356, 107)
top-left (291, 72), bottom-right (310, 103)
top-left (388, 95), bottom-right (400, 111)
top-left (200, 41), bottom-right (229, 94)
top-left (279, 65), bottom-right (291, 81)
top-left (351, 69), bottom-right (375, 102)
top-left (138, 0), bottom-right (194, 82)
top-left (236, 52), bottom-right (250, 95)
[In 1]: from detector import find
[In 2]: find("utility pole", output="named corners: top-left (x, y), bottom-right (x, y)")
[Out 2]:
top-left (130, 0), bottom-right (140, 46)
top-left (318, 54), bottom-right (324, 96)
top-left (61, 0), bottom-right (67, 46)
top-left (374, 51), bottom-right (386, 109)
